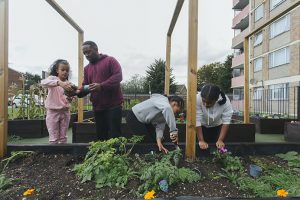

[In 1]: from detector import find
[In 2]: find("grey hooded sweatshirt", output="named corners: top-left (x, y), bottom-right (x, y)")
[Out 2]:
top-left (132, 94), bottom-right (178, 139)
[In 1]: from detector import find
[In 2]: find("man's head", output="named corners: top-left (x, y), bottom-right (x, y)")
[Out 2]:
top-left (168, 95), bottom-right (184, 113)
top-left (82, 41), bottom-right (100, 64)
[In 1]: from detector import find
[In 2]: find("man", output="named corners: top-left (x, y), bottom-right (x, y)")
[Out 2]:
top-left (77, 41), bottom-right (123, 140)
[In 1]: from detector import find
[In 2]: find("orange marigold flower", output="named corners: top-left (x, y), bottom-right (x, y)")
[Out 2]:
top-left (277, 189), bottom-right (288, 197)
top-left (23, 188), bottom-right (35, 196)
top-left (144, 190), bottom-right (156, 200)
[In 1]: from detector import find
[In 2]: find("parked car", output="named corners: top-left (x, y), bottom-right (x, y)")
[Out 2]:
top-left (9, 94), bottom-right (44, 108)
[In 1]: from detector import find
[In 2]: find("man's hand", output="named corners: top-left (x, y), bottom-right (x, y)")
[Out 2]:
top-left (89, 83), bottom-right (101, 92)
top-left (216, 140), bottom-right (225, 149)
top-left (156, 138), bottom-right (168, 154)
top-left (170, 131), bottom-right (178, 144)
top-left (198, 140), bottom-right (208, 149)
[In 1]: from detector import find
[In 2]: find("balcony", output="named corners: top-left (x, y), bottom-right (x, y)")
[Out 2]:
top-left (232, 53), bottom-right (244, 68)
top-left (233, 0), bottom-right (249, 10)
top-left (232, 4), bottom-right (249, 29)
top-left (232, 27), bottom-right (249, 49)
top-left (231, 75), bottom-right (245, 88)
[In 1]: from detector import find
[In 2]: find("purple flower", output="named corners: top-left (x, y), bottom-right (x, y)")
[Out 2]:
top-left (218, 147), bottom-right (228, 154)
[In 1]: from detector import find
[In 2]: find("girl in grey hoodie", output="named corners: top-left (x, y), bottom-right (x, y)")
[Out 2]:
top-left (196, 84), bottom-right (233, 150)
top-left (126, 94), bottom-right (184, 154)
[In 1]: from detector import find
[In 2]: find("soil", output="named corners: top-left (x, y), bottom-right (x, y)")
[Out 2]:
top-left (0, 153), bottom-right (285, 200)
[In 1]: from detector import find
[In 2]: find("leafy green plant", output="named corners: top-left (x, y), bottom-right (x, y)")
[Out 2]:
top-left (276, 151), bottom-right (300, 171)
top-left (138, 149), bottom-right (201, 195)
top-left (212, 149), bottom-right (243, 172)
top-left (0, 174), bottom-right (11, 193)
top-left (74, 136), bottom-right (143, 188)
top-left (123, 99), bottom-right (140, 110)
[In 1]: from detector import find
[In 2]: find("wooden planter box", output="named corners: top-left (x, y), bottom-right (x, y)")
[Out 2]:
top-left (252, 117), bottom-right (292, 134)
top-left (284, 122), bottom-right (300, 142)
top-left (73, 122), bottom-right (255, 143)
top-left (8, 119), bottom-right (46, 138)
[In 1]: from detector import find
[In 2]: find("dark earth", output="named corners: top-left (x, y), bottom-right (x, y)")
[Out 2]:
top-left (1, 153), bottom-right (286, 200)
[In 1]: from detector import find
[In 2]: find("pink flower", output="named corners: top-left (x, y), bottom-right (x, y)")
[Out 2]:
top-left (218, 147), bottom-right (228, 154)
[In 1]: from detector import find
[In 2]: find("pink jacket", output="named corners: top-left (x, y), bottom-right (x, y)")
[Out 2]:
top-left (41, 76), bottom-right (70, 110)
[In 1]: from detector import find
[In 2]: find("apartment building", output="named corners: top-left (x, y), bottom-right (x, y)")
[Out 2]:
top-left (231, 0), bottom-right (250, 111)
top-left (231, 0), bottom-right (300, 117)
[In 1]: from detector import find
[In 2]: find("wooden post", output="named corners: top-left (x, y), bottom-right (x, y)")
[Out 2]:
top-left (164, 36), bottom-right (171, 95)
top-left (0, 0), bottom-right (8, 158)
top-left (244, 37), bottom-right (250, 123)
top-left (185, 0), bottom-right (198, 161)
top-left (77, 32), bottom-right (84, 122)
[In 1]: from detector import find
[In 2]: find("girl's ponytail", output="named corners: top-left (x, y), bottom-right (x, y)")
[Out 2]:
top-left (218, 90), bottom-right (227, 105)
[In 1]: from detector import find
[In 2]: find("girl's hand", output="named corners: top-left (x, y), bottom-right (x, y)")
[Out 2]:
top-left (216, 140), bottom-right (225, 149)
top-left (170, 131), bottom-right (178, 144)
top-left (58, 81), bottom-right (73, 91)
top-left (199, 141), bottom-right (208, 149)
top-left (156, 138), bottom-right (168, 154)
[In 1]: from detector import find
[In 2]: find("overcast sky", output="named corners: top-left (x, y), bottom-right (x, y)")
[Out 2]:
top-left (9, 0), bottom-right (233, 85)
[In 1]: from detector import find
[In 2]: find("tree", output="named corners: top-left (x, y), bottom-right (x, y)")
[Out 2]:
top-left (217, 55), bottom-right (233, 93)
top-left (197, 54), bottom-right (233, 93)
top-left (24, 72), bottom-right (41, 90)
top-left (121, 74), bottom-right (146, 94)
top-left (197, 62), bottom-right (221, 91)
top-left (143, 59), bottom-right (176, 94)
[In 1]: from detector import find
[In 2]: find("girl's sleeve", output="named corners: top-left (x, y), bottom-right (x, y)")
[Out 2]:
top-left (41, 76), bottom-right (58, 87)
top-left (153, 100), bottom-right (177, 133)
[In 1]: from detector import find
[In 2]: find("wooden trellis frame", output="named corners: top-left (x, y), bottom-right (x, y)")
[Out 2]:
top-left (0, 0), bottom-right (84, 157)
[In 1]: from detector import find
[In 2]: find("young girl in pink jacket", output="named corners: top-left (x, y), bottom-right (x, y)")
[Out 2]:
top-left (41, 59), bottom-right (75, 144)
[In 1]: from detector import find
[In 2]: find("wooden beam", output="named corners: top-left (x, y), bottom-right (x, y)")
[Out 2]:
top-left (77, 32), bottom-right (84, 122)
top-left (185, 0), bottom-right (198, 161)
top-left (164, 36), bottom-right (171, 95)
top-left (167, 0), bottom-right (185, 36)
top-left (45, 0), bottom-right (83, 33)
top-left (0, 0), bottom-right (8, 158)
top-left (246, 1), bottom-right (300, 38)
top-left (244, 37), bottom-right (250, 123)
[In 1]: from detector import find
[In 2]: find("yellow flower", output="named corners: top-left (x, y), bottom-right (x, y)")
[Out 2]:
top-left (277, 189), bottom-right (288, 197)
top-left (144, 190), bottom-right (155, 200)
top-left (23, 188), bottom-right (35, 196)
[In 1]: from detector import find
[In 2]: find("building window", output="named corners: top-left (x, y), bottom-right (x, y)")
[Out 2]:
top-left (269, 83), bottom-right (288, 100)
top-left (254, 57), bottom-right (263, 72)
top-left (254, 31), bottom-right (263, 46)
top-left (255, 4), bottom-right (264, 22)
top-left (233, 88), bottom-right (244, 101)
top-left (269, 47), bottom-right (290, 68)
top-left (253, 88), bottom-right (263, 100)
top-left (270, 14), bottom-right (290, 39)
top-left (270, 0), bottom-right (286, 10)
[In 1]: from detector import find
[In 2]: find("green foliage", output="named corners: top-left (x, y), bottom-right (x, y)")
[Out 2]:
top-left (74, 136), bottom-right (143, 188)
top-left (197, 54), bottom-right (233, 93)
top-left (213, 150), bottom-right (243, 172)
top-left (122, 74), bottom-right (146, 94)
top-left (123, 99), bottom-right (140, 110)
top-left (0, 174), bottom-right (12, 193)
top-left (276, 151), bottom-right (300, 170)
top-left (138, 149), bottom-right (201, 195)
top-left (24, 72), bottom-right (42, 90)
top-left (144, 59), bottom-right (176, 94)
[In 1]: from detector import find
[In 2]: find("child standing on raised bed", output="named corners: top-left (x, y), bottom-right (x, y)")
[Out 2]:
top-left (196, 84), bottom-right (233, 150)
top-left (41, 59), bottom-right (76, 144)
top-left (126, 94), bottom-right (184, 154)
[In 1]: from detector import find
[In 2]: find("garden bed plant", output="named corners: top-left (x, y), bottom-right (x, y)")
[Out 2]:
top-left (1, 138), bottom-right (300, 199)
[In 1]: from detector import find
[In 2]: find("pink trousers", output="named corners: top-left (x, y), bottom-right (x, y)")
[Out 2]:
top-left (46, 109), bottom-right (70, 144)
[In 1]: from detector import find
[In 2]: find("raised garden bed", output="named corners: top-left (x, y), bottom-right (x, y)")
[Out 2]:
top-left (2, 142), bottom-right (300, 199)
top-left (72, 122), bottom-right (255, 143)
top-left (251, 117), bottom-right (292, 134)
top-left (8, 119), bottom-right (48, 138)
top-left (284, 122), bottom-right (300, 142)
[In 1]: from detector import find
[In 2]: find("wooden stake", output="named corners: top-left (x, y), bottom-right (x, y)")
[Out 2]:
top-left (164, 36), bottom-right (171, 95)
top-left (77, 32), bottom-right (84, 122)
top-left (244, 37), bottom-right (250, 123)
top-left (0, 0), bottom-right (8, 158)
top-left (185, 0), bottom-right (198, 161)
